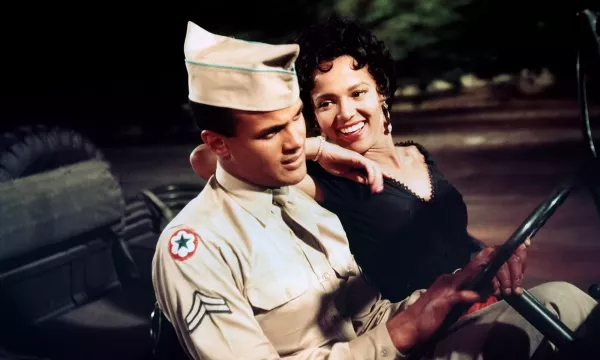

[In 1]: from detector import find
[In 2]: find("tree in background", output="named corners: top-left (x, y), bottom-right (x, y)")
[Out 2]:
top-left (208, 0), bottom-right (589, 92)
top-left (330, 0), bottom-right (592, 92)
top-left (332, 0), bottom-right (472, 92)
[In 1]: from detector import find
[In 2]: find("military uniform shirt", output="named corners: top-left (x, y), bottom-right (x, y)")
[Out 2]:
top-left (152, 163), bottom-right (412, 359)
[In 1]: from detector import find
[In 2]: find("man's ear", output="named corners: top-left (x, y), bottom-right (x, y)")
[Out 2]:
top-left (200, 130), bottom-right (231, 158)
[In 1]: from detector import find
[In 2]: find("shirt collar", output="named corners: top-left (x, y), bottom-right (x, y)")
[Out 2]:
top-left (215, 162), bottom-right (289, 226)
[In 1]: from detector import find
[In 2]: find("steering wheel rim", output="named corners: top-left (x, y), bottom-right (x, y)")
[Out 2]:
top-left (407, 169), bottom-right (583, 359)
top-left (577, 9), bottom-right (599, 159)
top-left (408, 10), bottom-right (600, 358)
top-left (460, 10), bottom-right (600, 352)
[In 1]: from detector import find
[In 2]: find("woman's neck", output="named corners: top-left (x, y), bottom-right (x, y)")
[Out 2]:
top-left (363, 135), bottom-right (402, 168)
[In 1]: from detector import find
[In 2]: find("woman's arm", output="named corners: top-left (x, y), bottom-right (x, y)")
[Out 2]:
top-left (295, 137), bottom-right (325, 201)
top-left (190, 145), bottom-right (218, 180)
top-left (189, 141), bottom-right (325, 200)
top-left (189, 137), bottom-right (388, 200)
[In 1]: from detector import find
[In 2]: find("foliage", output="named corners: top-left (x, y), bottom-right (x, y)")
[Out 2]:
top-left (190, 0), bottom-right (595, 83)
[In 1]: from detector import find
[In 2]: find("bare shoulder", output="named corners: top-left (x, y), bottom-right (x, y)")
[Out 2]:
top-left (395, 143), bottom-right (426, 164)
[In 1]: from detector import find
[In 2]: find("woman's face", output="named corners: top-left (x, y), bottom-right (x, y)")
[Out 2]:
top-left (310, 55), bottom-right (386, 154)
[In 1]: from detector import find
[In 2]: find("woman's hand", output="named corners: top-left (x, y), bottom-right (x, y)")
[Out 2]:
top-left (490, 242), bottom-right (528, 297)
top-left (386, 246), bottom-right (528, 352)
top-left (190, 138), bottom-right (392, 194)
top-left (317, 141), bottom-right (391, 194)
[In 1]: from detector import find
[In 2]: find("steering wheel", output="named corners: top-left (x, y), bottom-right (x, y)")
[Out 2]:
top-left (408, 9), bottom-right (600, 359)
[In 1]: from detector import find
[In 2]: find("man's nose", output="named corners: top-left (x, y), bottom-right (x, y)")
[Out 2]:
top-left (283, 126), bottom-right (304, 152)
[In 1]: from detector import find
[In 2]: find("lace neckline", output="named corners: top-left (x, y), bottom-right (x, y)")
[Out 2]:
top-left (387, 141), bottom-right (436, 202)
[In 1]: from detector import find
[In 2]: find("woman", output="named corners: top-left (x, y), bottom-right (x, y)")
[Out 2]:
top-left (190, 16), bottom-right (521, 304)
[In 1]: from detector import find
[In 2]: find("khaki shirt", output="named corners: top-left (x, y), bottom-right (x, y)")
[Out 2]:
top-left (152, 163), bottom-right (413, 360)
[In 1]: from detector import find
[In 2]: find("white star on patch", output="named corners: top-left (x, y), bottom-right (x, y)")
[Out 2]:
top-left (169, 230), bottom-right (197, 260)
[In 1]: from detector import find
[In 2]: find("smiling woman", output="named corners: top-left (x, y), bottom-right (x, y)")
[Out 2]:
top-left (309, 55), bottom-right (390, 154)
top-left (293, 16), bottom-right (486, 301)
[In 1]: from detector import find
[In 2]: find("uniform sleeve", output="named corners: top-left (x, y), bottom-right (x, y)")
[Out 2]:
top-left (340, 267), bottom-right (426, 360)
top-left (152, 225), bottom-right (409, 360)
top-left (282, 325), bottom-right (405, 360)
top-left (152, 225), bottom-right (280, 360)
top-left (285, 272), bottom-right (410, 360)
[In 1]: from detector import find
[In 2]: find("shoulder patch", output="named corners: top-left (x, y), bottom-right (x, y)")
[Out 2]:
top-left (168, 228), bottom-right (199, 261)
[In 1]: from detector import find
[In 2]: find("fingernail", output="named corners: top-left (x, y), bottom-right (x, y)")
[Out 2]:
top-left (515, 287), bottom-right (523, 295)
top-left (525, 239), bottom-right (531, 246)
top-left (504, 288), bottom-right (512, 295)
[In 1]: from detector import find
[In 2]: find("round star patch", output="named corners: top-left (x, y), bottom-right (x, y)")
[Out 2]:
top-left (169, 229), bottom-right (199, 261)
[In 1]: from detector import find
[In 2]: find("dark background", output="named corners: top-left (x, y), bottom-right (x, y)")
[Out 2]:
top-left (1, 1), bottom-right (598, 144)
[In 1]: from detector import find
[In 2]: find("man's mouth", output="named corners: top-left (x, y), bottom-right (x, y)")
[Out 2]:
top-left (281, 150), bottom-right (304, 168)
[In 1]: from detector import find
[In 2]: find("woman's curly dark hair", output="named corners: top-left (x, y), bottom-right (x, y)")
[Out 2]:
top-left (293, 15), bottom-right (397, 130)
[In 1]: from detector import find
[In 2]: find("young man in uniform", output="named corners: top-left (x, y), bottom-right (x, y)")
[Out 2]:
top-left (152, 21), bottom-right (597, 360)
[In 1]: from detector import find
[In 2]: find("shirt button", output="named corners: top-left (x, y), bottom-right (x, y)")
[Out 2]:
top-left (285, 288), bottom-right (292, 299)
top-left (323, 273), bottom-right (330, 280)
top-left (380, 347), bottom-right (389, 357)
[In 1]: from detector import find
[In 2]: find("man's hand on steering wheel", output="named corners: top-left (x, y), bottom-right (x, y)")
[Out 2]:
top-left (387, 246), bottom-right (528, 351)
top-left (317, 141), bottom-right (392, 194)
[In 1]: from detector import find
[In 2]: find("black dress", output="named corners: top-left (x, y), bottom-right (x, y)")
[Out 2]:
top-left (307, 141), bottom-right (483, 302)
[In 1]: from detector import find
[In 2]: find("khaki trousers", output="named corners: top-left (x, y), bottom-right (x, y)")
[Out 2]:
top-left (421, 281), bottom-right (598, 359)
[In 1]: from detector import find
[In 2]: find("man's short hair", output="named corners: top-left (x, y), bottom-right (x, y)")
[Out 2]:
top-left (188, 101), bottom-right (237, 137)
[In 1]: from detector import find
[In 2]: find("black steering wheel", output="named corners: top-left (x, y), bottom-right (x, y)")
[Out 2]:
top-left (408, 9), bottom-right (600, 359)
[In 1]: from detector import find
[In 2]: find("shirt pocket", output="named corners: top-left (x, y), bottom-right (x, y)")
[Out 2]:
top-left (246, 266), bottom-right (311, 311)
top-left (245, 266), bottom-right (321, 353)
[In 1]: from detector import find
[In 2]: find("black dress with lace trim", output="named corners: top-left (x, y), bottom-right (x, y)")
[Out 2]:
top-left (306, 141), bottom-right (482, 302)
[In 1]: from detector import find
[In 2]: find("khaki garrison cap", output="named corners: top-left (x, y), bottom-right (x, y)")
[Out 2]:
top-left (184, 21), bottom-right (300, 112)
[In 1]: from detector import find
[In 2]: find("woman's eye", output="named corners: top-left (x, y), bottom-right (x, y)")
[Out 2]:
top-left (352, 90), bottom-right (367, 97)
top-left (318, 101), bottom-right (332, 109)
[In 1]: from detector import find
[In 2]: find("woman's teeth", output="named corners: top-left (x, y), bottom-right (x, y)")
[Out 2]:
top-left (340, 122), bottom-right (364, 134)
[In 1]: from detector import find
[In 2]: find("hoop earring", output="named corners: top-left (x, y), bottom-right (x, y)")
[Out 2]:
top-left (383, 103), bottom-right (392, 135)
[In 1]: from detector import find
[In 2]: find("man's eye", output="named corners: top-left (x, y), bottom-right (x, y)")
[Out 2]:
top-left (260, 128), bottom-right (280, 139)
top-left (262, 132), bottom-right (276, 139)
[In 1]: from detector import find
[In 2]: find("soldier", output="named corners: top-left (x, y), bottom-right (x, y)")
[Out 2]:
top-left (152, 21), bottom-right (597, 360)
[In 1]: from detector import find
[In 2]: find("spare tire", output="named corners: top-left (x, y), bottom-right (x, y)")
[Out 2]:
top-left (0, 125), bottom-right (104, 182)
